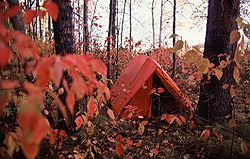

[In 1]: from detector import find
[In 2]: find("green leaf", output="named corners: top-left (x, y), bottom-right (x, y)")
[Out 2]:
top-left (173, 40), bottom-right (184, 52)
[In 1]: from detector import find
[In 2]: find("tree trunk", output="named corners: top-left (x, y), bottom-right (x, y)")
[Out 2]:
top-left (159, 0), bottom-right (163, 48)
top-left (171, 0), bottom-right (176, 79)
top-left (83, 0), bottom-right (89, 54)
top-left (151, 0), bottom-right (155, 51)
top-left (107, 0), bottom-right (113, 87)
top-left (120, 0), bottom-right (126, 48)
top-left (53, 0), bottom-right (75, 55)
top-left (129, 0), bottom-right (132, 52)
top-left (197, 0), bottom-right (240, 122)
top-left (52, 0), bottom-right (75, 131)
top-left (111, 0), bottom-right (116, 48)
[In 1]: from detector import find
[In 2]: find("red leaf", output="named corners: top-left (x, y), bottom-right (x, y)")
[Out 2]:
top-left (107, 108), bottom-right (115, 120)
top-left (75, 115), bottom-right (87, 130)
top-left (66, 89), bottom-right (75, 115)
top-left (125, 138), bottom-right (133, 148)
top-left (0, 25), bottom-right (11, 43)
top-left (0, 47), bottom-right (11, 67)
top-left (37, 10), bottom-right (46, 19)
top-left (136, 140), bottom-right (143, 147)
top-left (22, 9), bottom-right (36, 24)
top-left (50, 58), bottom-right (63, 88)
top-left (87, 96), bottom-right (96, 118)
top-left (151, 148), bottom-right (159, 155)
top-left (200, 128), bottom-right (210, 140)
top-left (175, 117), bottom-right (182, 126)
top-left (116, 142), bottom-right (123, 157)
top-left (43, 0), bottom-right (59, 21)
top-left (34, 57), bottom-right (52, 88)
top-left (179, 115), bottom-right (186, 124)
top-left (63, 54), bottom-right (93, 80)
top-left (140, 120), bottom-right (148, 126)
top-left (23, 83), bottom-right (43, 102)
top-left (18, 107), bottom-right (49, 159)
top-left (115, 134), bottom-right (123, 143)
top-left (189, 120), bottom-right (195, 129)
top-left (1, 80), bottom-right (19, 89)
top-left (166, 115), bottom-right (176, 124)
top-left (12, 31), bottom-right (40, 60)
top-left (3, 5), bottom-right (21, 19)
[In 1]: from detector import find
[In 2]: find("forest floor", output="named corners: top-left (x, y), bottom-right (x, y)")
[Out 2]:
top-left (34, 83), bottom-right (250, 159)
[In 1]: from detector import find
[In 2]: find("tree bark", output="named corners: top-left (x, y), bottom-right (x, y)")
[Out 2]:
top-left (52, 0), bottom-right (75, 55)
top-left (83, 0), bottom-right (89, 54)
top-left (197, 0), bottom-right (240, 122)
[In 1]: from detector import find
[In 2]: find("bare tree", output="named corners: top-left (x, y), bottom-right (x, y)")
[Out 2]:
top-left (159, 0), bottom-right (163, 48)
top-left (83, 0), bottom-right (89, 54)
top-left (171, 0), bottom-right (176, 79)
top-left (151, 0), bottom-right (155, 52)
top-left (120, 0), bottom-right (127, 48)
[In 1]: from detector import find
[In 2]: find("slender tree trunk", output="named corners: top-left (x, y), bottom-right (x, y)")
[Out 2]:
top-left (159, 0), bottom-right (163, 48)
top-left (111, 0), bottom-right (116, 48)
top-left (151, 0), bottom-right (155, 51)
top-left (171, 0), bottom-right (176, 79)
top-left (83, 0), bottom-right (89, 54)
top-left (129, 0), bottom-right (132, 52)
top-left (7, 0), bottom-right (25, 34)
top-left (89, 0), bottom-right (99, 49)
top-left (120, 0), bottom-right (126, 48)
top-left (198, 0), bottom-right (240, 122)
top-left (107, 0), bottom-right (113, 87)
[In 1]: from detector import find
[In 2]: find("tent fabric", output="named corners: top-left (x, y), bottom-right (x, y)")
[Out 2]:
top-left (111, 55), bottom-right (191, 118)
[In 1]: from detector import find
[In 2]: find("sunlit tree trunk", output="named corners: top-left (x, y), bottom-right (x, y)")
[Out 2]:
top-left (198, 0), bottom-right (240, 122)
top-left (120, 0), bottom-right (126, 48)
top-left (159, 0), bottom-right (163, 48)
top-left (151, 0), bottom-right (155, 52)
top-left (129, 0), bottom-right (132, 52)
top-left (171, 0), bottom-right (176, 79)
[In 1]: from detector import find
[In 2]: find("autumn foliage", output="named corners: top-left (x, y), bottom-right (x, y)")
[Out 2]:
top-left (0, 1), bottom-right (250, 158)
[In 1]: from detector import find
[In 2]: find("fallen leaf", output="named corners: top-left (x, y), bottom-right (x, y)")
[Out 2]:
top-left (107, 108), bottom-right (115, 120)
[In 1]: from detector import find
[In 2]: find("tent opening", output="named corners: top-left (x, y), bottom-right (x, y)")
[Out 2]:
top-left (151, 73), bottom-right (181, 117)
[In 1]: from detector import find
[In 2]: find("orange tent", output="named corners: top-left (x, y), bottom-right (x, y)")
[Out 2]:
top-left (111, 55), bottom-right (192, 118)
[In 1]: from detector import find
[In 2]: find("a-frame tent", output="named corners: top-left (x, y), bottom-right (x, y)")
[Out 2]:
top-left (110, 55), bottom-right (191, 118)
